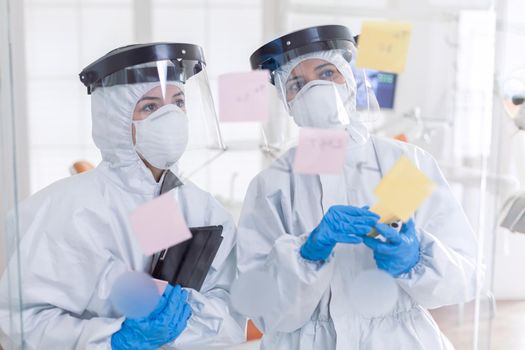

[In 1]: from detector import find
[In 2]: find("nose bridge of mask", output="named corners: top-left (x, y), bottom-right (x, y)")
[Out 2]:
top-left (289, 80), bottom-right (350, 112)
top-left (136, 103), bottom-right (185, 125)
top-left (288, 80), bottom-right (352, 128)
top-left (289, 79), bottom-right (332, 102)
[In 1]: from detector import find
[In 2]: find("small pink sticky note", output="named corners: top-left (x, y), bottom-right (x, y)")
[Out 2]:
top-left (153, 278), bottom-right (169, 295)
top-left (129, 193), bottom-right (192, 256)
top-left (293, 128), bottom-right (349, 175)
top-left (218, 70), bottom-right (270, 122)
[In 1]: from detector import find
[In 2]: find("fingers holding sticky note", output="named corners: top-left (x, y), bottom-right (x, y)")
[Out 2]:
top-left (356, 21), bottom-right (412, 73)
top-left (218, 70), bottom-right (270, 122)
top-left (367, 156), bottom-right (435, 238)
top-left (129, 192), bottom-right (192, 256)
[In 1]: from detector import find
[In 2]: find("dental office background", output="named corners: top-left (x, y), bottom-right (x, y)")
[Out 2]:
top-left (2, 0), bottom-right (525, 349)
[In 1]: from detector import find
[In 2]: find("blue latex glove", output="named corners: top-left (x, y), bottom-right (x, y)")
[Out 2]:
top-left (362, 219), bottom-right (420, 277)
top-left (111, 284), bottom-right (192, 350)
top-left (300, 205), bottom-right (380, 261)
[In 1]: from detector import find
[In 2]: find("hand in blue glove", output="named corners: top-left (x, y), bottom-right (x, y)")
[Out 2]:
top-left (362, 219), bottom-right (420, 277)
top-left (300, 205), bottom-right (380, 262)
top-left (111, 284), bottom-right (192, 350)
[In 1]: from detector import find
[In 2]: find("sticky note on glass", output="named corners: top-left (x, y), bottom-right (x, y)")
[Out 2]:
top-left (356, 21), bottom-right (412, 73)
top-left (218, 70), bottom-right (270, 122)
top-left (153, 278), bottom-right (169, 295)
top-left (129, 193), bottom-right (192, 256)
top-left (373, 156), bottom-right (435, 221)
top-left (294, 128), bottom-right (349, 175)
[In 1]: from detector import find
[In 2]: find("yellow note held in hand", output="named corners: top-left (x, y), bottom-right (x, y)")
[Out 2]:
top-left (374, 156), bottom-right (435, 221)
top-left (370, 202), bottom-right (397, 224)
top-left (356, 21), bottom-right (412, 73)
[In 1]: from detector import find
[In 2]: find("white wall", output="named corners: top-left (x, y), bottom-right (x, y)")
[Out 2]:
top-left (0, 0), bottom-right (27, 343)
top-left (1, 0), bottom-right (29, 269)
top-left (24, 0), bottom-right (134, 193)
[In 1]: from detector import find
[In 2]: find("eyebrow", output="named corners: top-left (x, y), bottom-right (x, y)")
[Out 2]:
top-left (286, 75), bottom-right (303, 84)
top-left (138, 91), bottom-right (185, 103)
top-left (314, 63), bottom-right (334, 71)
top-left (287, 63), bottom-right (335, 84)
top-left (137, 96), bottom-right (161, 103)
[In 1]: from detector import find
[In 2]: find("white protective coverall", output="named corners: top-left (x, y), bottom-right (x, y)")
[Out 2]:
top-left (237, 77), bottom-right (478, 349)
top-left (0, 81), bottom-right (245, 349)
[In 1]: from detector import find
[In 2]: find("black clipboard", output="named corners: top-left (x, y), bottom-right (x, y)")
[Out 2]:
top-left (151, 225), bottom-right (223, 291)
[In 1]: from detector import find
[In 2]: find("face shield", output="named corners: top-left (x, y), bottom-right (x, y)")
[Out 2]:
top-left (80, 43), bottom-right (224, 176)
top-left (250, 25), bottom-right (380, 151)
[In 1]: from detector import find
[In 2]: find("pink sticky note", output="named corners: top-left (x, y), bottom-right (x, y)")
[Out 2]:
top-left (293, 128), bottom-right (349, 175)
top-left (153, 278), bottom-right (168, 295)
top-left (218, 70), bottom-right (270, 122)
top-left (129, 193), bottom-right (192, 256)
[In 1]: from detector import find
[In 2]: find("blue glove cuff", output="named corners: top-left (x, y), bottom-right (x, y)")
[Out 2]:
top-left (300, 239), bottom-right (334, 262)
top-left (111, 331), bottom-right (125, 350)
top-left (395, 250), bottom-right (421, 277)
top-left (112, 330), bottom-right (158, 350)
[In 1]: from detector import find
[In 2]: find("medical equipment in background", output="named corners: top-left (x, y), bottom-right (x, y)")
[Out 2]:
top-left (498, 70), bottom-right (525, 234)
top-left (373, 106), bottom-right (453, 146)
top-left (501, 69), bottom-right (525, 130)
top-left (500, 193), bottom-right (525, 233)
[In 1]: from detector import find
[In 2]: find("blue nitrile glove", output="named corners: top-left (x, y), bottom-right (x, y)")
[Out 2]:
top-left (111, 284), bottom-right (192, 350)
top-left (362, 219), bottom-right (420, 277)
top-left (300, 205), bottom-right (380, 261)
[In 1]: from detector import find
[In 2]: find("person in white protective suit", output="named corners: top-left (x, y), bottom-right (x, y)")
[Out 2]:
top-left (237, 25), bottom-right (478, 349)
top-left (0, 43), bottom-right (245, 349)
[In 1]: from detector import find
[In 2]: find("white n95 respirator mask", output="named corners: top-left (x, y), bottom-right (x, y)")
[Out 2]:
top-left (133, 104), bottom-right (189, 169)
top-left (288, 80), bottom-right (356, 129)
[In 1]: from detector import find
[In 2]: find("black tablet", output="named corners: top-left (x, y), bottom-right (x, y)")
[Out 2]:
top-left (151, 225), bottom-right (223, 291)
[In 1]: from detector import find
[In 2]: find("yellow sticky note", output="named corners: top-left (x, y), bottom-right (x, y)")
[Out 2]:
top-left (373, 156), bottom-right (435, 221)
top-left (356, 21), bottom-right (412, 73)
top-left (370, 202), bottom-right (397, 224)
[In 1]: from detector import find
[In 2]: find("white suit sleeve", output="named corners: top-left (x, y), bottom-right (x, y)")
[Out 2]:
top-left (395, 150), bottom-right (478, 309)
top-left (169, 200), bottom-right (245, 349)
top-left (0, 205), bottom-right (123, 350)
top-left (237, 175), bottom-right (334, 334)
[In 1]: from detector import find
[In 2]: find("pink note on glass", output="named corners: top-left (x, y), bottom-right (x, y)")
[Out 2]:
top-left (293, 127), bottom-right (349, 175)
top-left (129, 192), bottom-right (192, 256)
top-left (218, 70), bottom-right (270, 122)
top-left (153, 278), bottom-right (168, 295)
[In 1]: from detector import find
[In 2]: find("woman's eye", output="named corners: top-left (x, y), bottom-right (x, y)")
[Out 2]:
top-left (319, 69), bottom-right (335, 80)
top-left (288, 81), bottom-right (304, 94)
top-left (174, 99), bottom-right (185, 108)
top-left (142, 103), bottom-right (158, 113)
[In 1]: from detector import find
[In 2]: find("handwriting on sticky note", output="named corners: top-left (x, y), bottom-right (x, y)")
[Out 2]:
top-left (356, 21), bottom-right (412, 73)
top-left (129, 192), bottom-right (192, 256)
top-left (218, 70), bottom-right (270, 122)
top-left (293, 128), bottom-right (349, 175)
top-left (372, 156), bottom-right (435, 222)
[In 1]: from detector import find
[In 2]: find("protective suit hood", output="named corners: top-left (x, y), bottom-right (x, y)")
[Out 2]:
top-left (90, 82), bottom-right (173, 193)
top-left (275, 49), bottom-right (369, 145)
